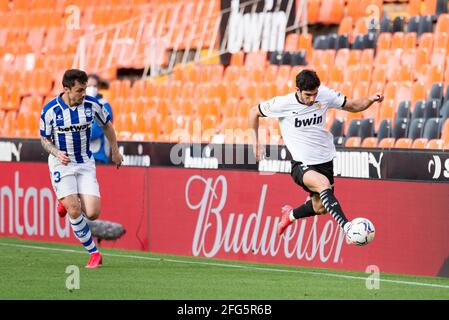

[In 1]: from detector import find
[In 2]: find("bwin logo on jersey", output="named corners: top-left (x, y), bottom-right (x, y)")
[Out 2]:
top-left (58, 124), bottom-right (90, 132)
top-left (295, 114), bottom-right (323, 127)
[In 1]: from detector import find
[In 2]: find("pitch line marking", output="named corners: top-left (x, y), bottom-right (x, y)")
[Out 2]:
top-left (1, 242), bottom-right (449, 289)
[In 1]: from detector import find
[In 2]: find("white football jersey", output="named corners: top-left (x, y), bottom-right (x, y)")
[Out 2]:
top-left (258, 86), bottom-right (346, 165)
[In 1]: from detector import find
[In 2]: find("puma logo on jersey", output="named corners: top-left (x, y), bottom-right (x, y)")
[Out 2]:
top-left (294, 114), bottom-right (323, 127)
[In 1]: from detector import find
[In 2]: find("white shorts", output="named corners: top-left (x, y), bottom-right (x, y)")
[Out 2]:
top-left (48, 155), bottom-right (101, 199)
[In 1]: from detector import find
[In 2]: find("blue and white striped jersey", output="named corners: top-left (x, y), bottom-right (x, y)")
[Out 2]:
top-left (40, 94), bottom-right (112, 163)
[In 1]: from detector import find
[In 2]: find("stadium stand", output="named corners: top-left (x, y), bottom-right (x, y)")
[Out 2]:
top-left (0, 0), bottom-right (448, 151)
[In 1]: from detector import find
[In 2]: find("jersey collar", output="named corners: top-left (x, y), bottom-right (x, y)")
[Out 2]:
top-left (57, 93), bottom-right (69, 110)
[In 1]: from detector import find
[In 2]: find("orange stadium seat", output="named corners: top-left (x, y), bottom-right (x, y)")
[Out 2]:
top-left (299, 33), bottom-right (313, 58)
top-left (411, 82), bottom-right (427, 107)
top-left (436, 14), bottom-right (449, 34)
top-left (319, 0), bottom-right (344, 24)
top-left (345, 137), bottom-right (362, 148)
top-left (426, 139), bottom-right (445, 150)
top-left (391, 32), bottom-right (405, 50)
top-left (404, 32), bottom-right (417, 50)
top-left (419, 33), bottom-right (434, 52)
top-left (394, 138), bottom-right (413, 149)
top-left (361, 137), bottom-right (378, 148)
top-left (285, 33), bottom-right (300, 51)
top-left (412, 138), bottom-right (429, 149)
top-left (306, 0), bottom-right (321, 24)
top-left (338, 17), bottom-right (353, 35)
top-left (433, 33), bottom-right (449, 52)
top-left (379, 138), bottom-right (396, 148)
top-left (377, 33), bottom-right (391, 52)
top-left (421, 0), bottom-right (437, 16)
top-left (346, 0), bottom-right (363, 20)
top-left (408, 0), bottom-right (421, 16)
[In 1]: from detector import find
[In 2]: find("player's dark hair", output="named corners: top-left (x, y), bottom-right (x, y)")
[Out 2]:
top-left (62, 69), bottom-right (88, 89)
top-left (296, 69), bottom-right (321, 91)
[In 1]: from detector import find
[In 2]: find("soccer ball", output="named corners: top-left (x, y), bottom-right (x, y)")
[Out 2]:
top-left (346, 217), bottom-right (375, 246)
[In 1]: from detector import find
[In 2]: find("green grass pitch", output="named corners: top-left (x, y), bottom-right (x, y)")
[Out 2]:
top-left (0, 237), bottom-right (448, 300)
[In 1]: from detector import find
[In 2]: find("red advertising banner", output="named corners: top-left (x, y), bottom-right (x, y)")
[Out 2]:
top-left (1, 162), bottom-right (449, 277)
top-left (148, 168), bottom-right (449, 277)
top-left (0, 163), bottom-right (148, 251)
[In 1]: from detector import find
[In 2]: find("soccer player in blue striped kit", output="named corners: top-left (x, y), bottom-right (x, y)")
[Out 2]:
top-left (40, 69), bottom-right (123, 268)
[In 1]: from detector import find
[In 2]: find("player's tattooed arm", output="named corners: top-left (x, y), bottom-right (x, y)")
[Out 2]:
top-left (40, 137), bottom-right (70, 165)
top-left (41, 137), bottom-right (58, 156)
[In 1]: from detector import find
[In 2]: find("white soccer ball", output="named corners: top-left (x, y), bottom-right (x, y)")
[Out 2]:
top-left (346, 217), bottom-right (375, 246)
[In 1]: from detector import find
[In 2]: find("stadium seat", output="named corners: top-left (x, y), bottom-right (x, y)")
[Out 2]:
top-left (363, 33), bottom-right (377, 49)
top-left (336, 34), bottom-right (350, 49)
top-left (441, 101), bottom-right (449, 120)
top-left (338, 17), bottom-right (353, 35)
top-left (347, 119), bottom-right (362, 138)
top-left (345, 136), bottom-right (362, 148)
top-left (408, 118), bottom-right (426, 139)
top-left (307, 0), bottom-right (321, 24)
top-left (396, 101), bottom-right (412, 120)
top-left (379, 17), bottom-right (391, 33)
top-left (436, 0), bottom-right (449, 16)
top-left (393, 16), bottom-right (406, 32)
top-left (412, 138), bottom-right (429, 149)
top-left (424, 100), bottom-right (441, 119)
top-left (291, 51), bottom-right (307, 66)
top-left (435, 14), bottom-right (449, 34)
top-left (361, 137), bottom-right (378, 148)
top-left (404, 32), bottom-right (417, 50)
top-left (378, 137), bottom-right (396, 148)
top-left (429, 83), bottom-right (445, 101)
top-left (418, 15), bottom-right (433, 36)
top-left (423, 117), bottom-right (444, 139)
top-left (441, 118), bottom-right (449, 142)
top-left (360, 118), bottom-right (375, 140)
top-left (377, 33), bottom-right (391, 51)
top-left (394, 138), bottom-right (413, 149)
top-left (426, 139), bottom-right (445, 149)
top-left (407, 16), bottom-right (421, 33)
top-left (377, 119), bottom-right (393, 142)
top-left (393, 117), bottom-right (410, 139)
top-left (318, 0), bottom-right (344, 25)
top-left (313, 36), bottom-right (329, 50)
top-left (352, 35), bottom-right (365, 50)
top-left (433, 33), bottom-right (449, 52)
top-left (411, 82), bottom-right (427, 106)
top-left (421, 0), bottom-right (437, 16)
top-left (377, 99), bottom-right (395, 125)
top-left (330, 118), bottom-right (345, 137)
top-left (285, 33), bottom-right (300, 51)
top-left (391, 32), bottom-right (404, 50)
top-left (408, 0), bottom-right (421, 17)
top-left (334, 136), bottom-right (346, 147)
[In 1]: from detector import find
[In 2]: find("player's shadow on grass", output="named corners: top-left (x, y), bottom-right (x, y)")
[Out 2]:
top-left (437, 256), bottom-right (449, 278)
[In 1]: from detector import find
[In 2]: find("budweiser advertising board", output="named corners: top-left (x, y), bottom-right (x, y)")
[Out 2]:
top-left (148, 168), bottom-right (449, 277)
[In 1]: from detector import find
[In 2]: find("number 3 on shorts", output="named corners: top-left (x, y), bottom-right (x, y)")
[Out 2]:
top-left (53, 171), bottom-right (61, 183)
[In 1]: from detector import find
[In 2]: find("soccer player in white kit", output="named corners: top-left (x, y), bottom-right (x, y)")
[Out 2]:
top-left (249, 70), bottom-right (384, 241)
top-left (40, 69), bottom-right (123, 268)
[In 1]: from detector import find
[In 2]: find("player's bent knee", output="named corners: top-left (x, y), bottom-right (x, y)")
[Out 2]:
top-left (66, 202), bottom-right (81, 218)
top-left (85, 208), bottom-right (101, 220)
top-left (317, 207), bottom-right (327, 215)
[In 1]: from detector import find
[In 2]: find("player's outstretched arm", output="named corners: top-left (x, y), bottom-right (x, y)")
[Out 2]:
top-left (40, 137), bottom-right (70, 165)
top-left (248, 106), bottom-right (264, 161)
top-left (343, 93), bottom-right (384, 113)
top-left (102, 122), bottom-right (123, 168)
